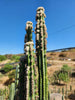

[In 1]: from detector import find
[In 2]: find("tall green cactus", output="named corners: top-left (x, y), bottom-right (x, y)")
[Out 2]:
top-left (19, 56), bottom-right (26, 100)
top-left (9, 83), bottom-right (15, 100)
top-left (9, 7), bottom-right (48, 100)
top-left (35, 7), bottom-right (48, 100)
top-left (15, 65), bottom-right (20, 100)
top-left (62, 95), bottom-right (64, 100)
top-left (18, 21), bottom-right (37, 100)
top-left (70, 85), bottom-right (72, 91)
top-left (15, 65), bottom-right (19, 89)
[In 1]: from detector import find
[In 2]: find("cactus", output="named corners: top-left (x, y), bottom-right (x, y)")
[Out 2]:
top-left (62, 95), bottom-right (64, 100)
top-left (35, 7), bottom-right (48, 100)
top-left (74, 90), bottom-right (75, 94)
top-left (9, 7), bottom-right (48, 100)
top-left (9, 83), bottom-right (15, 100)
top-left (58, 88), bottom-right (60, 93)
top-left (19, 56), bottom-right (26, 100)
top-left (54, 98), bottom-right (55, 100)
top-left (15, 65), bottom-right (20, 99)
top-left (55, 86), bottom-right (56, 93)
top-left (51, 90), bottom-right (53, 93)
top-left (65, 85), bottom-right (68, 99)
top-left (24, 21), bottom-right (35, 100)
top-left (70, 85), bottom-right (72, 91)
top-left (48, 91), bottom-right (50, 100)
top-left (15, 65), bottom-right (19, 89)
top-left (18, 21), bottom-right (38, 100)
top-left (62, 87), bottom-right (64, 95)
top-left (0, 96), bottom-right (4, 100)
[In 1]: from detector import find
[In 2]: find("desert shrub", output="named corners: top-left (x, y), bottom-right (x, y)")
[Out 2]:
top-left (53, 71), bottom-right (59, 81)
top-left (10, 55), bottom-right (16, 60)
top-left (0, 89), bottom-right (3, 95)
top-left (11, 55), bottom-right (20, 62)
top-left (1, 64), bottom-right (13, 73)
top-left (53, 71), bottom-right (69, 84)
top-left (58, 72), bottom-right (69, 82)
top-left (0, 88), bottom-right (9, 99)
top-left (15, 56), bottom-right (20, 62)
top-left (53, 65), bottom-right (71, 84)
top-left (61, 64), bottom-right (71, 74)
top-left (59, 53), bottom-right (66, 57)
top-left (48, 75), bottom-right (54, 84)
top-left (0, 55), bottom-right (7, 61)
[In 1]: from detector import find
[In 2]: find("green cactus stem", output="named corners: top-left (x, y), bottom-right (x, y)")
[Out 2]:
top-left (25, 21), bottom-right (33, 42)
top-left (23, 21), bottom-right (37, 100)
top-left (62, 87), bottom-right (64, 95)
top-left (15, 65), bottom-right (19, 89)
top-left (48, 91), bottom-right (50, 100)
top-left (9, 83), bottom-right (15, 100)
top-left (35, 7), bottom-right (48, 100)
top-left (19, 56), bottom-right (26, 100)
top-left (58, 88), bottom-right (60, 93)
top-left (62, 95), bottom-right (64, 100)
top-left (70, 85), bottom-right (72, 91)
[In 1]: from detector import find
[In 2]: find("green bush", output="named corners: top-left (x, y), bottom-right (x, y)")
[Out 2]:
top-left (53, 64), bottom-right (71, 84)
top-left (61, 64), bottom-right (71, 73)
top-left (11, 55), bottom-right (20, 62)
top-left (10, 55), bottom-right (16, 60)
top-left (15, 56), bottom-right (20, 62)
top-left (1, 64), bottom-right (13, 73)
top-left (0, 55), bottom-right (6, 61)
top-left (58, 72), bottom-right (69, 82)
top-left (0, 89), bottom-right (3, 96)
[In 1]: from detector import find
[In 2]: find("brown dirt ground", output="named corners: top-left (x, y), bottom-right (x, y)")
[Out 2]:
top-left (0, 76), bottom-right (9, 89)
top-left (0, 52), bottom-right (75, 100)
top-left (47, 59), bottom-right (75, 100)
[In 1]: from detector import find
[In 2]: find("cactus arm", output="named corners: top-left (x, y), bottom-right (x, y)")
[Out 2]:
top-left (9, 83), bottom-right (15, 100)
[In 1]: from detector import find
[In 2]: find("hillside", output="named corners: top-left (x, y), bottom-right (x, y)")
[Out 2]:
top-left (0, 49), bottom-right (75, 100)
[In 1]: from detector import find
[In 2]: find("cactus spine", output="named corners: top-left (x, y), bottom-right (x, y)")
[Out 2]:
top-left (35, 7), bottom-right (48, 100)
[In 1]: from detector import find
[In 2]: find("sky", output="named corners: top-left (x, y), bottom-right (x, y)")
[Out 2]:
top-left (0, 0), bottom-right (75, 55)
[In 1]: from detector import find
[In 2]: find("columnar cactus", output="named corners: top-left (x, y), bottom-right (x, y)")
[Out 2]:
top-left (15, 65), bottom-right (19, 89)
top-left (70, 85), bottom-right (72, 91)
top-left (15, 65), bottom-right (20, 99)
top-left (35, 7), bottom-right (48, 100)
top-left (58, 88), bottom-right (60, 93)
top-left (62, 87), bottom-right (64, 95)
top-left (19, 21), bottom-right (37, 100)
top-left (9, 7), bottom-right (48, 100)
top-left (62, 95), bottom-right (64, 100)
top-left (25, 21), bottom-right (38, 100)
top-left (9, 83), bottom-right (15, 100)
top-left (48, 91), bottom-right (50, 100)
top-left (19, 56), bottom-right (26, 100)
